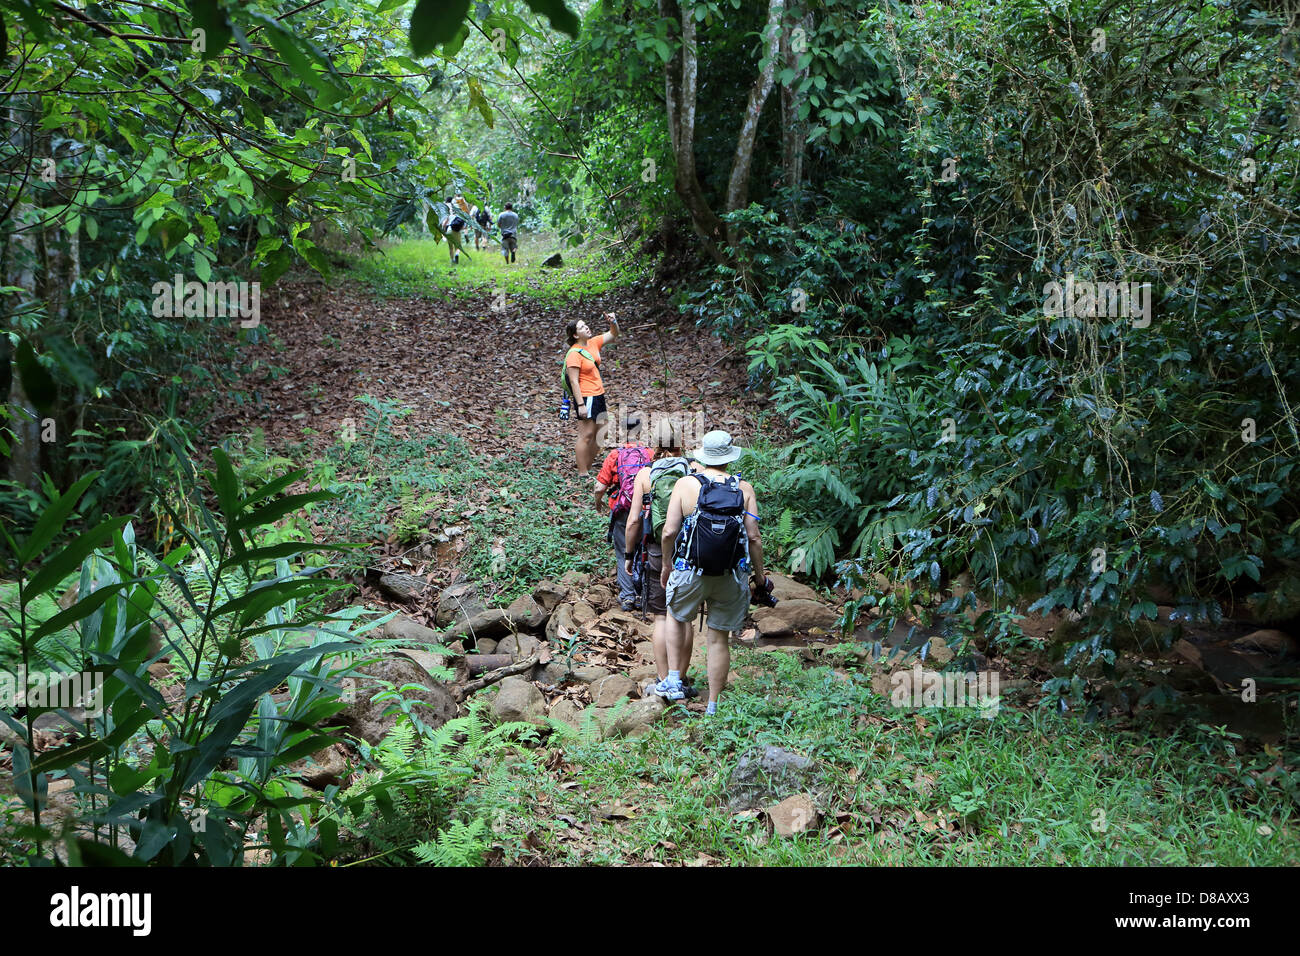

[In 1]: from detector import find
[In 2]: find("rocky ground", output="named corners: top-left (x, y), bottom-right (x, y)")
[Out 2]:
top-left (322, 558), bottom-right (1299, 779)
top-left (343, 567), bottom-right (862, 747)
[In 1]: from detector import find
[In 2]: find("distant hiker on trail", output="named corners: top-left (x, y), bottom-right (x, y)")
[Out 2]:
top-left (655, 430), bottom-right (765, 715)
top-left (440, 196), bottom-right (469, 265)
top-left (562, 312), bottom-right (618, 475)
top-left (473, 205), bottom-right (492, 251)
top-left (593, 413), bottom-right (655, 611)
top-left (497, 202), bottom-right (519, 263)
top-left (624, 424), bottom-right (698, 694)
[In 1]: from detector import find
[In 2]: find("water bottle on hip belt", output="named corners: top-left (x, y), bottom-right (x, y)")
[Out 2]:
top-left (559, 395), bottom-right (571, 420)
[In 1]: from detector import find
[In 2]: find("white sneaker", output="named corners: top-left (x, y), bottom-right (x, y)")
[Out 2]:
top-left (651, 677), bottom-right (685, 701)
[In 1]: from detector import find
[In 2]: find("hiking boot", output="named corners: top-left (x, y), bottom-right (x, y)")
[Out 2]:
top-left (620, 598), bottom-right (636, 612)
top-left (650, 677), bottom-right (685, 701)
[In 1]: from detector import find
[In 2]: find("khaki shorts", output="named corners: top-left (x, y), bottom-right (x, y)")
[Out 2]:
top-left (666, 567), bottom-right (750, 633)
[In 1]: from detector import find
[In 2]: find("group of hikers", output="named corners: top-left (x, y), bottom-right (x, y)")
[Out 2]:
top-left (562, 313), bottom-right (770, 715)
top-left (439, 194), bottom-right (519, 265)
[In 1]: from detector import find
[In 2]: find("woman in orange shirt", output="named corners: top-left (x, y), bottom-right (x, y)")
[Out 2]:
top-left (565, 312), bottom-right (619, 474)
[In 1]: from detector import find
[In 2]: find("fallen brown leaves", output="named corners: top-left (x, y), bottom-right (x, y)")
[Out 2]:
top-left (200, 277), bottom-right (782, 592)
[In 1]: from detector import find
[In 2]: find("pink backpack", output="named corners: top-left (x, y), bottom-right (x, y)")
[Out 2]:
top-left (611, 446), bottom-right (653, 514)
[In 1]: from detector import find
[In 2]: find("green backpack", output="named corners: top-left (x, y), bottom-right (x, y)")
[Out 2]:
top-left (561, 346), bottom-right (595, 399)
top-left (646, 457), bottom-right (690, 539)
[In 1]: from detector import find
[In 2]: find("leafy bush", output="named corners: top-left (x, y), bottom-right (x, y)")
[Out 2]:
top-left (0, 451), bottom-right (366, 865)
top-left (681, 0), bottom-right (1300, 664)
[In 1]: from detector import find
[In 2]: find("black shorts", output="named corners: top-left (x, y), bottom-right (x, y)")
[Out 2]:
top-left (580, 394), bottom-right (607, 421)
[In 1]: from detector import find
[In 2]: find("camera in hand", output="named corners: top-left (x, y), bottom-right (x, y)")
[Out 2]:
top-left (752, 574), bottom-right (777, 607)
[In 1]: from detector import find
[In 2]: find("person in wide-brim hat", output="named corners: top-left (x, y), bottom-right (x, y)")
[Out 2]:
top-left (653, 427), bottom-right (766, 717)
top-left (690, 430), bottom-right (745, 467)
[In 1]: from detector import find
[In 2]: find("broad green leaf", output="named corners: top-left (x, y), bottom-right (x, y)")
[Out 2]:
top-left (190, 0), bottom-right (234, 59)
top-left (522, 0), bottom-right (580, 36)
top-left (410, 0), bottom-right (470, 56)
top-left (18, 471), bottom-right (98, 564)
top-left (24, 516), bottom-right (131, 606)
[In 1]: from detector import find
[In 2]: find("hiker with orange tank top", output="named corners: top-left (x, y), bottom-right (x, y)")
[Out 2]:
top-left (563, 312), bottom-right (618, 475)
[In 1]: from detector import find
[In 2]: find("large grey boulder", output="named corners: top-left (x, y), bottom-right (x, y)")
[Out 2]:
top-left (725, 746), bottom-right (816, 812)
top-left (534, 660), bottom-right (572, 685)
top-left (604, 696), bottom-right (667, 738)
top-left (766, 572), bottom-right (822, 604)
top-left (546, 603), bottom-right (580, 643)
top-left (445, 608), bottom-right (514, 644)
top-left (591, 673), bottom-right (637, 708)
top-left (497, 633), bottom-right (541, 661)
top-left (435, 582), bottom-right (485, 627)
top-left (378, 572), bottom-right (430, 603)
top-left (756, 614), bottom-right (794, 638)
top-left (569, 665), bottom-right (611, 684)
top-left (548, 698), bottom-right (584, 730)
top-left (381, 614), bottom-right (443, 645)
top-left (492, 676), bottom-right (546, 724)
top-left (506, 591), bottom-right (551, 631)
top-left (767, 599), bottom-right (839, 632)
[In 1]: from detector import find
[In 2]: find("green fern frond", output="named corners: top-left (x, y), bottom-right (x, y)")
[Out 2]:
top-left (412, 817), bottom-right (490, 867)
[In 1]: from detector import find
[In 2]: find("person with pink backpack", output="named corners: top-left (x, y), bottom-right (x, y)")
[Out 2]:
top-left (593, 413), bottom-right (655, 611)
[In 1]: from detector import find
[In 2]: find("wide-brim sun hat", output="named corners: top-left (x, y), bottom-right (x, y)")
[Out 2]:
top-left (691, 430), bottom-right (745, 466)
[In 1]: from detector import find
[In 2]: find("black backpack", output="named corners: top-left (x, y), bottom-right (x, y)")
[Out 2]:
top-left (675, 474), bottom-right (746, 575)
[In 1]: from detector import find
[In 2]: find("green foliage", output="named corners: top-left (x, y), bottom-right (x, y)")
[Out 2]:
top-left (678, 0), bottom-right (1300, 662)
top-left (496, 649), bottom-right (1298, 865)
top-left (0, 0), bottom-right (581, 520)
top-left (309, 395), bottom-right (607, 601)
top-left (332, 702), bottom-right (536, 865)
top-left (412, 817), bottom-right (491, 866)
top-left (0, 451), bottom-right (368, 866)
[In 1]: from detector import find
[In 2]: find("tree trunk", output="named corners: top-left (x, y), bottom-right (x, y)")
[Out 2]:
top-left (660, 0), bottom-right (726, 263)
top-left (660, 0), bottom-right (787, 263)
top-left (723, 0), bottom-right (785, 250)
top-left (4, 105), bottom-right (42, 492)
top-left (49, 211), bottom-right (82, 486)
top-left (779, 8), bottom-right (812, 227)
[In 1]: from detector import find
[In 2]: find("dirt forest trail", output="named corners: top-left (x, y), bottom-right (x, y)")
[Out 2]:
top-left (210, 272), bottom-right (777, 472)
